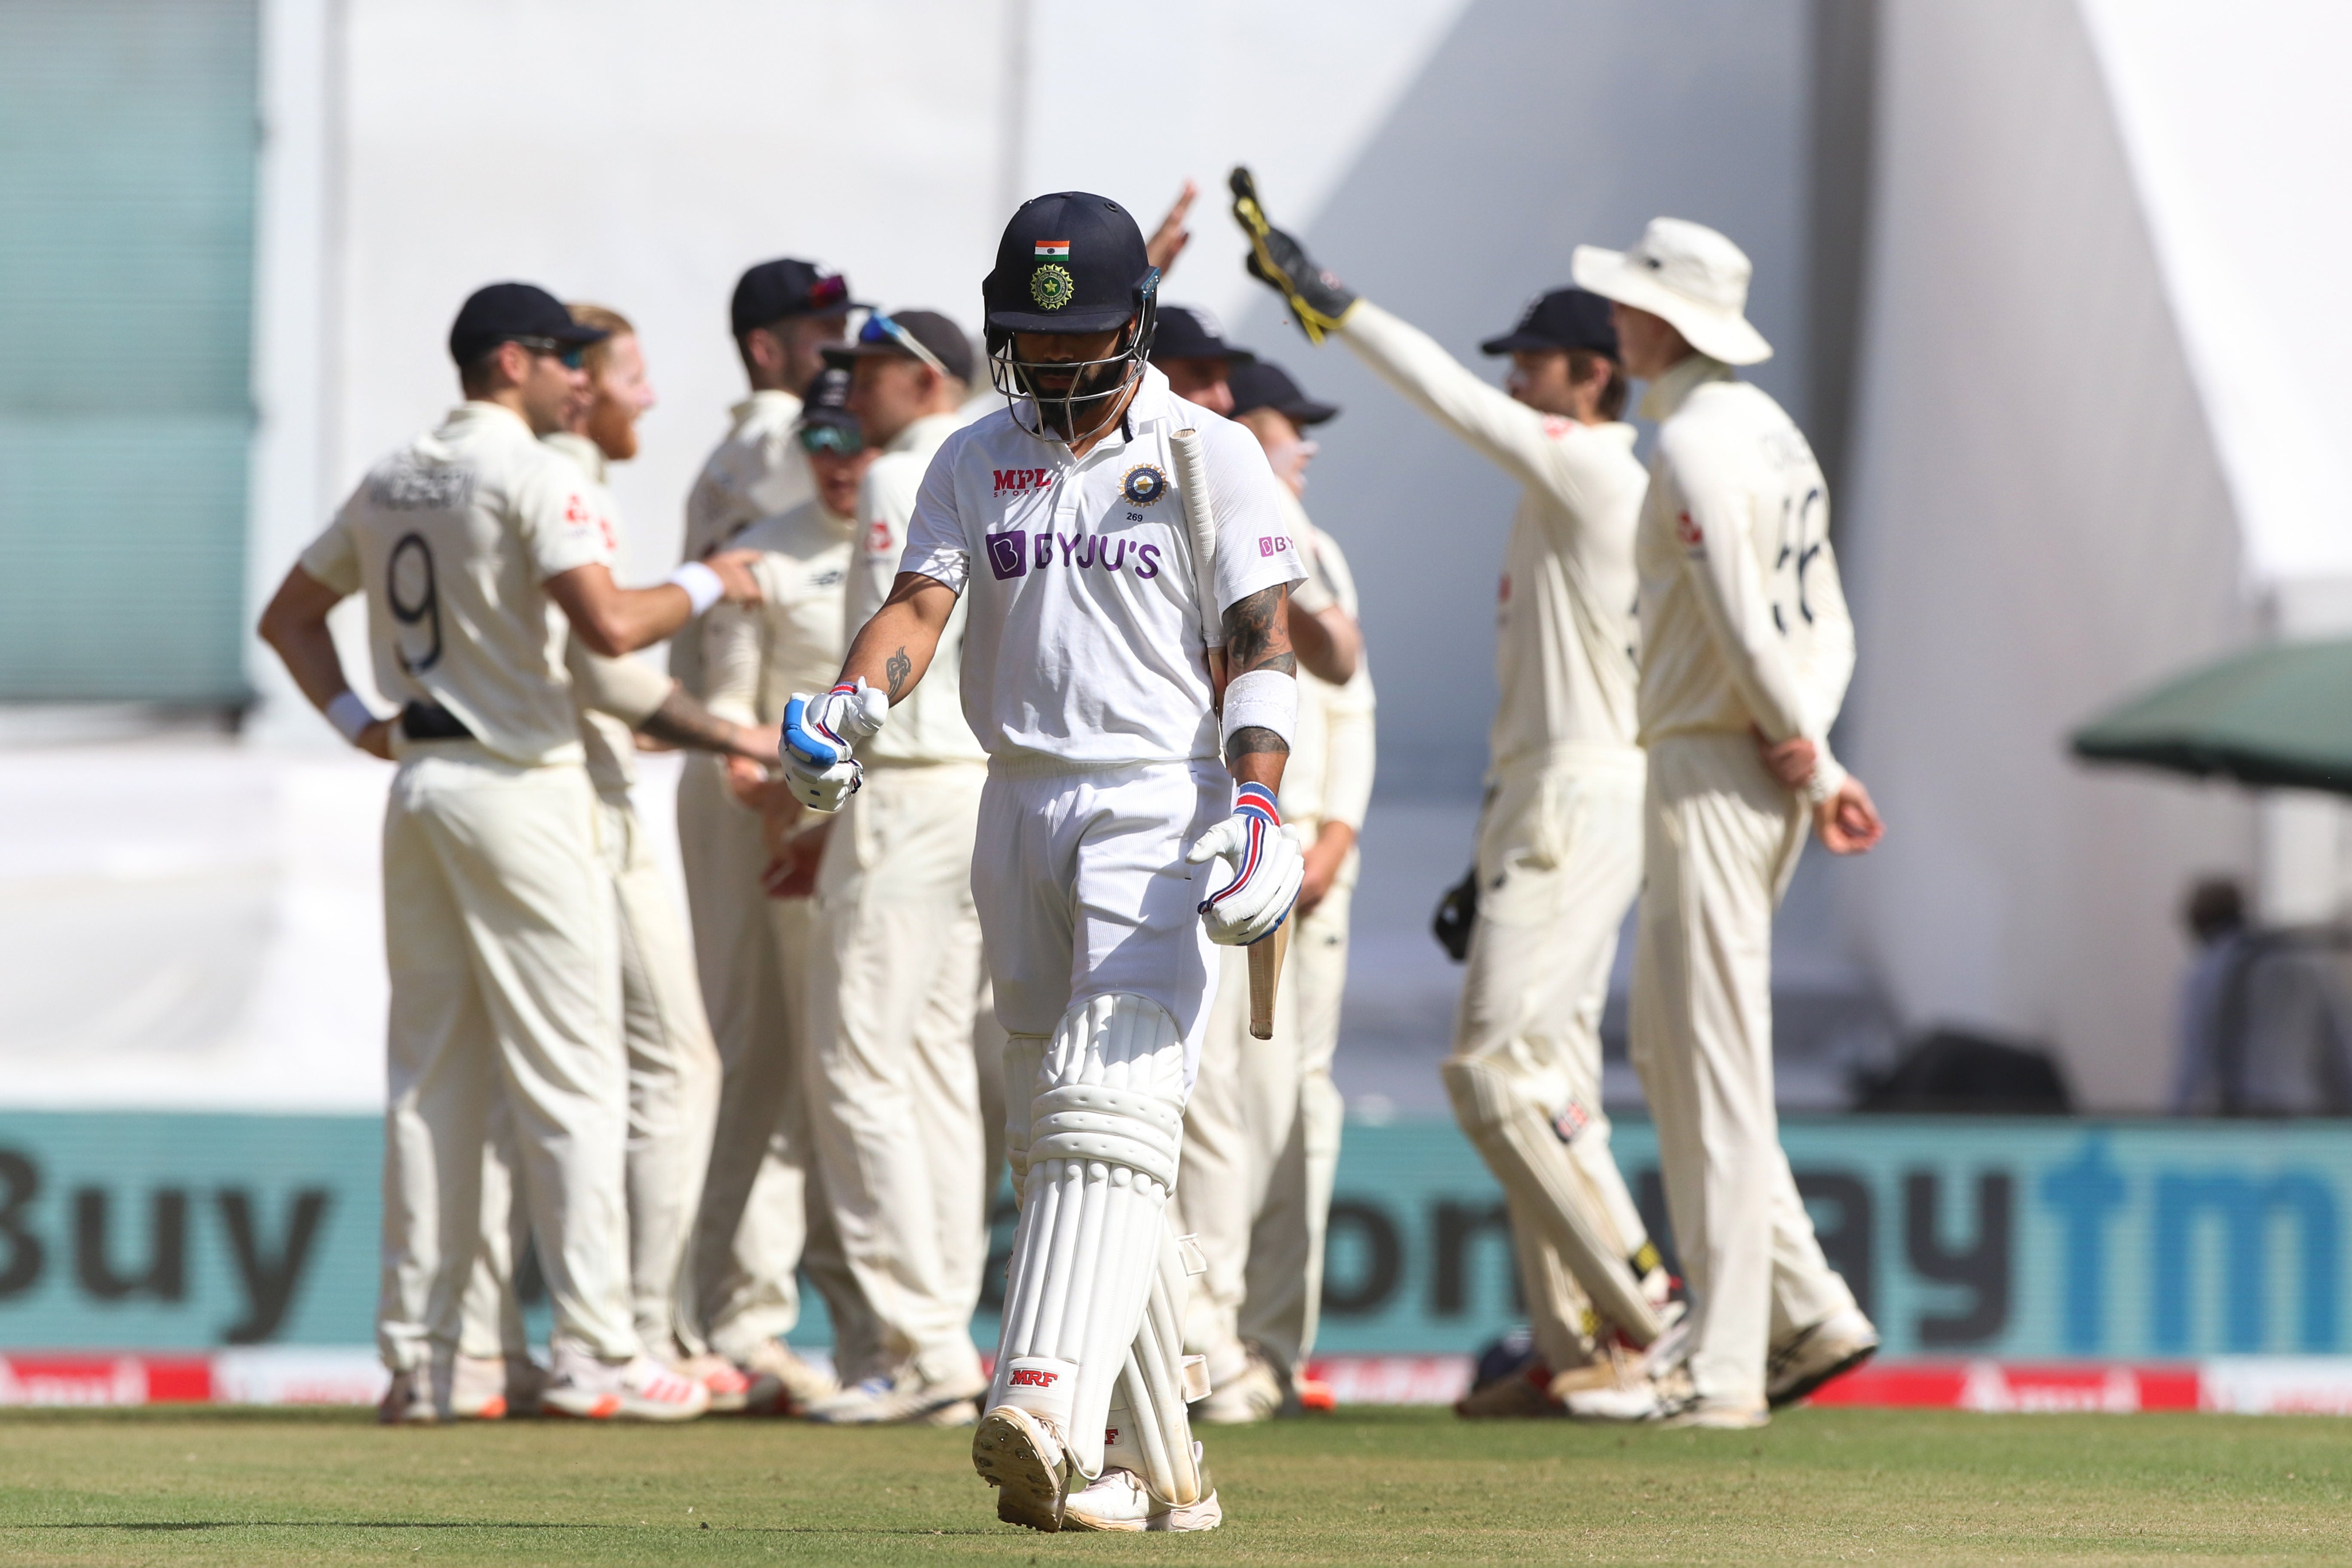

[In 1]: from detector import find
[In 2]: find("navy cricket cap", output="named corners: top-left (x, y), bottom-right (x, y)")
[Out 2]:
top-left (732, 258), bottom-right (858, 337)
top-left (1228, 359), bottom-right (1338, 427)
top-left (984, 192), bottom-right (1155, 334)
top-left (823, 308), bottom-right (978, 384)
top-left (1150, 306), bottom-right (1256, 366)
top-left (448, 282), bottom-right (608, 365)
top-left (1479, 288), bottom-right (1620, 358)
top-left (796, 364), bottom-right (862, 453)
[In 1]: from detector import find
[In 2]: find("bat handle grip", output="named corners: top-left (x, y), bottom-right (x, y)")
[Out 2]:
top-left (1247, 924), bottom-right (1288, 1041)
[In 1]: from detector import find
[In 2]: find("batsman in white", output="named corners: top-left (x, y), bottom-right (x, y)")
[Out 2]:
top-left (256, 283), bottom-right (760, 1422)
top-left (782, 193), bottom-right (1305, 1532)
top-left (1568, 218), bottom-right (1884, 1426)
top-left (452, 303), bottom-right (761, 1419)
top-left (1234, 176), bottom-right (1681, 1407)
top-left (680, 261), bottom-right (874, 1404)
top-left (1172, 355), bottom-right (1374, 1424)
top-left (793, 310), bottom-right (1002, 1427)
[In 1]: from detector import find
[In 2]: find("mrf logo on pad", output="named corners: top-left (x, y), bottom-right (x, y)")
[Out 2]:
top-left (1008, 1367), bottom-right (1060, 1388)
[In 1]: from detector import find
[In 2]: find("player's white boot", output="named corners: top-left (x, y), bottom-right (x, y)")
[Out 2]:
top-left (972, 1404), bottom-right (1075, 1531)
top-left (448, 1354), bottom-right (543, 1419)
top-left (542, 1350), bottom-right (711, 1422)
top-left (376, 1368), bottom-right (436, 1426)
top-left (670, 1353), bottom-right (756, 1414)
top-left (1192, 1350), bottom-right (1283, 1425)
top-left (807, 1361), bottom-right (989, 1426)
top-left (1766, 1307), bottom-right (1879, 1408)
top-left (733, 1338), bottom-right (835, 1416)
top-left (1063, 1466), bottom-right (1225, 1533)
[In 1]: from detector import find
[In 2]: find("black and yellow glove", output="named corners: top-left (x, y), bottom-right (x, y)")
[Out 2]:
top-left (1230, 166), bottom-right (1358, 344)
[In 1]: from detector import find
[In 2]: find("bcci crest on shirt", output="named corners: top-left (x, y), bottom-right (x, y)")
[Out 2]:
top-left (1121, 464), bottom-right (1168, 507)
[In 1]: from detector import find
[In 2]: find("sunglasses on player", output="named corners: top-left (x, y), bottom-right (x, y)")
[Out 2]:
top-left (857, 312), bottom-right (951, 379)
top-left (798, 419), bottom-right (864, 456)
top-left (510, 336), bottom-right (588, 370)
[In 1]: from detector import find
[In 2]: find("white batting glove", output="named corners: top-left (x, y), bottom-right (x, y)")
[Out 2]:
top-left (1187, 783), bottom-right (1305, 945)
top-left (780, 678), bottom-right (889, 813)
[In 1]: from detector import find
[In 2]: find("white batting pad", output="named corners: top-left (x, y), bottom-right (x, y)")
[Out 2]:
top-left (989, 995), bottom-right (1189, 1480)
top-left (1442, 1055), bottom-right (1664, 1345)
top-left (1000, 1033), bottom-right (1048, 1188)
top-left (1102, 1221), bottom-right (1208, 1506)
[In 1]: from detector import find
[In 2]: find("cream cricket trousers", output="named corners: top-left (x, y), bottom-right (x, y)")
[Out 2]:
top-left (377, 746), bottom-right (635, 1373)
top-left (458, 791), bottom-right (724, 1362)
top-left (1630, 732), bottom-right (1856, 1412)
top-left (809, 762), bottom-right (992, 1385)
top-left (679, 758), bottom-right (873, 1372)
top-left (1176, 852), bottom-right (1354, 1386)
top-left (1449, 749), bottom-right (1652, 1373)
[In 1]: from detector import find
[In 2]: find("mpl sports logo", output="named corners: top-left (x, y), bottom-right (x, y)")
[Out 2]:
top-left (993, 468), bottom-right (1054, 496)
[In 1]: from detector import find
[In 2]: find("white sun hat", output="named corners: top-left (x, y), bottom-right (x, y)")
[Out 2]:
top-left (1571, 217), bottom-right (1772, 367)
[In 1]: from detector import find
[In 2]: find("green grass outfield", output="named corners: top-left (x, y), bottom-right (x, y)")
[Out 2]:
top-left (0, 1406), bottom-right (2344, 1566)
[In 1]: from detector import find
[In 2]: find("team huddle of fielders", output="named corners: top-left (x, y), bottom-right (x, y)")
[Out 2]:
top-left (256, 171), bottom-right (1884, 1532)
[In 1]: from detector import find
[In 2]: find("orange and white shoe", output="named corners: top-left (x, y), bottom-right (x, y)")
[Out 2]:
top-left (1293, 1375), bottom-right (1336, 1414)
top-left (674, 1353), bottom-right (756, 1415)
top-left (543, 1354), bottom-right (710, 1422)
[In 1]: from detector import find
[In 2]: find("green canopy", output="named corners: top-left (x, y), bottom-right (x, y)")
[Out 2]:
top-left (2071, 638), bottom-right (2352, 796)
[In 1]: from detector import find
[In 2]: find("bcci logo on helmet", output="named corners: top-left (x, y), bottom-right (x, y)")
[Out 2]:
top-left (1030, 264), bottom-right (1075, 311)
top-left (1121, 464), bottom-right (1168, 506)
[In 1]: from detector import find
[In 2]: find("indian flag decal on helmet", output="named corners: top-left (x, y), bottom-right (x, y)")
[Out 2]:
top-left (1033, 240), bottom-right (1070, 257)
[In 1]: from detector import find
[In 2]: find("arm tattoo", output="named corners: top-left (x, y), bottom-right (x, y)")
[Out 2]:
top-left (639, 687), bottom-right (743, 756)
top-left (1222, 585), bottom-right (1296, 677)
top-left (885, 646), bottom-right (913, 701)
top-left (1227, 725), bottom-right (1290, 760)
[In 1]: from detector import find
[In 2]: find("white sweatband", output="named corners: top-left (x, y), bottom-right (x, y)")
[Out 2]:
top-left (666, 560), bottom-right (725, 616)
top-left (325, 691), bottom-right (378, 744)
top-left (1220, 668), bottom-right (1298, 753)
top-left (1804, 747), bottom-right (1848, 805)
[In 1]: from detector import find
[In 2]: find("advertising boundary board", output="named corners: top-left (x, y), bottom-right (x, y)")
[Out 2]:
top-left (4, 1112), bottom-right (2352, 1370)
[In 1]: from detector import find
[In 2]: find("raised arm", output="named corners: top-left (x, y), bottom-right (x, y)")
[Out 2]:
top-left (1338, 301), bottom-right (1577, 501)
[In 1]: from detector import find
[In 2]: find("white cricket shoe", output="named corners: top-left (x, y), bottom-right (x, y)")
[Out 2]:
top-left (671, 1353), bottom-right (756, 1415)
top-left (377, 1368), bottom-right (435, 1426)
top-left (1062, 1468), bottom-right (1224, 1533)
top-left (1563, 1364), bottom-right (1763, 1427)
top-left (1767, 1307), bottom-right (1879, 1408)
top-left (542, 1353), bottom-right (710, 1422)
top-left (448, 1354), bottom-right (543, 1420)
top-left (971, 1405), bottom-right (1072, 1532)
top-left (1194, 1351), bottom-right (1283, 1425)
top-left (807, 1363), bottom-right (989, 1426)
top-left (733, 1338), bottom-right (836, 1415)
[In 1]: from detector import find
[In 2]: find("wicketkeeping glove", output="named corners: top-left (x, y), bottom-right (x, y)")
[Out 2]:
top-left (1188, 783), bottom-right (1306, 946)
top-left (781, 678), bottom-right (888, 813)
top-left (1230, 166), bottom-right (1358, 344)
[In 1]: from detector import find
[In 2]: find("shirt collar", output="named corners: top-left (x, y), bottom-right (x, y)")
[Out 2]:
top-left (541, 429), bottom-right (606, 482)
top-left (886, 410), bottom-right (966, 456)
top-left (732, 388), bottom-right (801, 428)
top-left (1638, 352), bottom-right (1732, 423)
top-left (447, 400), bottom-right (537, 440)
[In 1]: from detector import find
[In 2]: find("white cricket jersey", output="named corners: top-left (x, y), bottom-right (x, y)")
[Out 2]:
top-left (851, 410), bottom-right (985, 765)
top-left (700, 497), bottom-right (856, 726)
top-left (674, 389), bottom-right (813, 696)
top-left (900, 364), bottom-right (1305, 768)
top-left (1634, 353), bottom-right (1856, 754)
top-left (301, 401), bottom-right (612, 766)
top-left (544, 429), bottom-right (665, 794)
top-left (1276, 500), bottom-right (1377, 834)
top-left (1339, 301), bottom-right (1646, 770)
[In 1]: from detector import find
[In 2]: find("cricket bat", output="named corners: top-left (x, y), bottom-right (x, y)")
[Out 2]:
top-left (1172, 426), bottom-right (1281, 1037)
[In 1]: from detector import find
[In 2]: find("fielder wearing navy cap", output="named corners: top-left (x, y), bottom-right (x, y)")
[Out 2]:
top-left (448, 281), bottom-right (608, 366)
top-left (1151, 306), bottom-right (1256, 367)
top-left (797, 364), bottom-right (862, 455)
top-left (1479, 288), bottom-right (1620, 358)
top-left (1227, 360), bottom-right (1337, 427)
top-left (823, 308), bottom-right (977, 386)
top-left (731, 258), bottom-right (858, 337)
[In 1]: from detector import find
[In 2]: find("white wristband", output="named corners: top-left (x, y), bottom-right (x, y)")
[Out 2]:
top-left (1804, 753), bottom-right (1848, 805)
top-left (1221, 668), bottom-right (1298, 753)
top-left (326, 691), bottom-right (379, 744)
top-left (666, 560), bottom-right (725, 616)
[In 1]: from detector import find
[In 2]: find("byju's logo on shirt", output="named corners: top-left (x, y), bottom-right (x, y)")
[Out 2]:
top-left (992, 468), bottom-right (1053, 496)
top-left (985, 527), bottom-right (1162, 582)
top-left (1259, 534), bottom-right (1292, 557)
top-left (986, 531), bottom-right (1029, 580)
